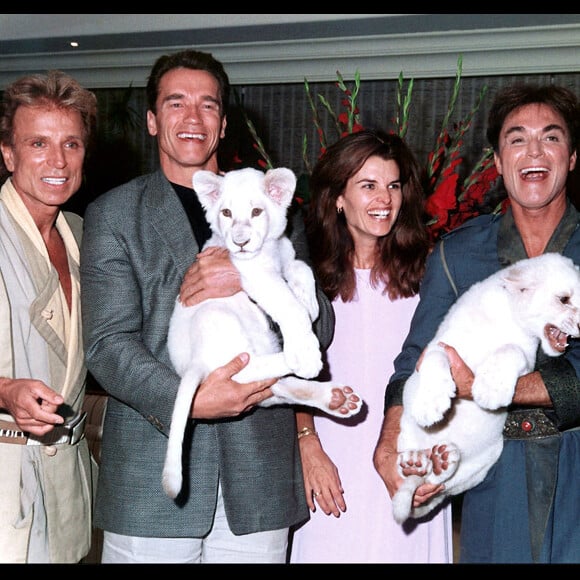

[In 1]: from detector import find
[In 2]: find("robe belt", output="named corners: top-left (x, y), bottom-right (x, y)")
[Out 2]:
top-left (0, 411), bottom-right (86, 446)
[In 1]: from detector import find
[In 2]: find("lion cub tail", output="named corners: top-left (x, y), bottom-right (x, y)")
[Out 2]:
top-left (392, 475), bottom-right (424, 525)
top-left (162, 369), bottom-right (203, 499)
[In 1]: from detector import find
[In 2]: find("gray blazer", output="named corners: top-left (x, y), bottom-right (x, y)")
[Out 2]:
top-left (80, 170), bottom-right (334, 537)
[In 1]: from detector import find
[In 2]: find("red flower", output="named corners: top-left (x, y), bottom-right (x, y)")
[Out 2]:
top-left (462, 168), bottom-right (497, 207)
top-left (426, 172), bottom-right (460, 214)
top-left (244, 60), bottom-right (500, 231)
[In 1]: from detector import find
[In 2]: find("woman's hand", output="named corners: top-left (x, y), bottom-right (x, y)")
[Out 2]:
top-left (299, 434), bottom-right (346, 517)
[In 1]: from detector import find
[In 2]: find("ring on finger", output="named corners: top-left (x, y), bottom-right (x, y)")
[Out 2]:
top-left (314, 491), bottom-right (321, 498)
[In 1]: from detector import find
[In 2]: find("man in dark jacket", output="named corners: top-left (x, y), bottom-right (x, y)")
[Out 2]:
top-left (374, 83), bottom-right (580, 563)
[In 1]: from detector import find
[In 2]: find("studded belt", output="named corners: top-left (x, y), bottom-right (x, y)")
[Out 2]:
top-left (0, 411), bottom-right (87, 446)
top-left (503, 408), bottom-right (560, 440)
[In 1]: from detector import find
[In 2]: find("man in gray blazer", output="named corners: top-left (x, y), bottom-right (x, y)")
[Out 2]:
top-left (80, 49), bottom-right (334, 563)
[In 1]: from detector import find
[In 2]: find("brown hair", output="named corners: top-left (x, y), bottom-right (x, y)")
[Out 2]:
top-left (487, 84), bottom-right (579, 153)
top-left (307, 129), bottom-right (431, 302)
top-left (0, 70), bottom-right (97, 183)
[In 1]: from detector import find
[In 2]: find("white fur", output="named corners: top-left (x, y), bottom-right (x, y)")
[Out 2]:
top-left (393, 253), bottom-right (580, 524)
top-left (162, 167), bottom-right (362, 499)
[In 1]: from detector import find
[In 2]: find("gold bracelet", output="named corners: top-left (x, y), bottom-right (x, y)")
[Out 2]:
top-left (297, 426), bottom-right (318, 440)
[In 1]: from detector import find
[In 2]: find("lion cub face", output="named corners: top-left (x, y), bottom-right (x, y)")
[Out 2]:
top-left (505, 253), bottom-right (580, 356)
top-left (193, 167), bottom-right (297, 259)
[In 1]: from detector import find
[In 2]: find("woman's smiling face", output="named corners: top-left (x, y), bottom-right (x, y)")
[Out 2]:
top-left (337, 155), bottom-right (403, 246)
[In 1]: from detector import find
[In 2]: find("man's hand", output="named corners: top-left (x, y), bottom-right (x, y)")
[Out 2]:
top-left (374, 346), bottom-right (473, 512)
top-left (374, 405), bottom-right (405, 498)
top-left (190, 353), bottom-right (276, 419)
top-left (0, 377), bottom-right (65, 435)
top-left (374, 405), bottom-right (444, 507)
top-left (439, 342), bottom-right (474, 400)
top-left (179, 246), bottom-right (242, 306)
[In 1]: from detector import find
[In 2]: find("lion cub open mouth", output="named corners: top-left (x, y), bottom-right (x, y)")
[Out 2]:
top-left (545, 324), bottom-right (570, 353)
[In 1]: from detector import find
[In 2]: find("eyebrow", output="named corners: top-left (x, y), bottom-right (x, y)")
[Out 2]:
top-left (22, 133), bottom-right (84, 142)
top-left (163, 93), bottom-right (220, 104)
top-left (504, 123), bottom-right (567, 137)
top-left (164, 92), bottom-right (184, 102)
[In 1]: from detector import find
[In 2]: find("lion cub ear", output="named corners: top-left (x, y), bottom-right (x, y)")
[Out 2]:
top-left (502, 262), bottom-right (535, 296)
top-left (192, 170), bottom-right (224, 210)
top-left (264, 167), bottom-right (297, 209)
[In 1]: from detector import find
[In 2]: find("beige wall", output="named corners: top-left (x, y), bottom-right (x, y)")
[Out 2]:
top-left (1, 15), bottom-right (579, 89)
top-left (0, 14), bottom-right (399, 39)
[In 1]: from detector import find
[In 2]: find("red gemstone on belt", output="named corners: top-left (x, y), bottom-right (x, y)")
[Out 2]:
top-left (521, 420), bottom-right (533, 432)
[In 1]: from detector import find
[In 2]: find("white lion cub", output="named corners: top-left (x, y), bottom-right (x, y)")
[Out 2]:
top-left (163, 167), bottom-right (362, 499)
top-left (393, 252), bottom-right (580, 524)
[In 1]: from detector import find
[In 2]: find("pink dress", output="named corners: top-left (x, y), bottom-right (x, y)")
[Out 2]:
top-left (290, 269), bottom-right (453, 563)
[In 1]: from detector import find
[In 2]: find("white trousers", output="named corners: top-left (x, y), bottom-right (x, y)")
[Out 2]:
top-left (101, 483), bottom-right (288, 563)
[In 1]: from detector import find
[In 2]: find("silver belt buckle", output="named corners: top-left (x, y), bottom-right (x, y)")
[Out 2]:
top-left (65, 411), bottom-right (87, 445)
top-left (25, 410), bottom-right (87, 446)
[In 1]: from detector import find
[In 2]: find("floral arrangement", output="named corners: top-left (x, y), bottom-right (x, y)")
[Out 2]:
top-left (243, 55), bottom-right (502, 241)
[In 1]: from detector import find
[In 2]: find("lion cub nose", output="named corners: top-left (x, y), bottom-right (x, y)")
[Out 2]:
top-left (235, 238), bottom-right (250, 249)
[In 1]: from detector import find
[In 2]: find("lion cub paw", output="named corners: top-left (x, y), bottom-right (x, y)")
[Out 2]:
top-left (425, 442), bottom-right (460, 485)
top-left (327, 385), bottom-right (362, 417)
top-left (397, 449), bottom-right (433, 481)
top-left (296, 383), bottom-right (362, 418)
top-left (398, 443), bottom-right (459, 486)
top-left (284, 335), bottom-right (323, 379)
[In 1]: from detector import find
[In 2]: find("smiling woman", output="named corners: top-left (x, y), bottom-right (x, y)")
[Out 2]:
top-left (288, 130), bottom-right (451, 563)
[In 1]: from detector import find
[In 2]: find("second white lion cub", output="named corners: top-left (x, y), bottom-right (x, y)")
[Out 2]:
top-left (163, 167), bottom-right (362, 499)
top-left (393, 252), bottom-right (580, 524)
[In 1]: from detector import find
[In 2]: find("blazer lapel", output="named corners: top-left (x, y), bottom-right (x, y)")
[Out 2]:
top-left (145, 171), bottom-right (200, 275)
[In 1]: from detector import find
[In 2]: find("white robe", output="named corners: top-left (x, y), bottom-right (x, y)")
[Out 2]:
top-left (0, 178), bottom-right (94, 563)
